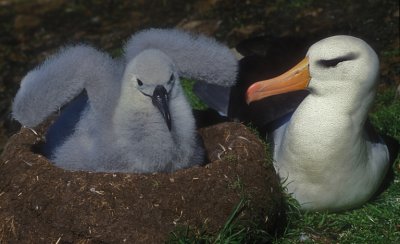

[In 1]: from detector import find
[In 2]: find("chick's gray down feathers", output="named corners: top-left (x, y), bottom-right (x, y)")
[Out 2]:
top-left (12, 28), bottom-right (238, 173)
top-left (125, 29), bottom-right (237, 86)
top-left (13, 45), bottom-right (122, 128)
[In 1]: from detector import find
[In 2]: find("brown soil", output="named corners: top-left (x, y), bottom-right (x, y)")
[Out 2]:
top-left (0, 122), bottom-right (283, 243)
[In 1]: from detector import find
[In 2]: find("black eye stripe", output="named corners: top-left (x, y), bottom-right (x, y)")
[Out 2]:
top-left (137, 78), bottom-right (143, 86)
top-left (317, 52), bottom-right (358, 67)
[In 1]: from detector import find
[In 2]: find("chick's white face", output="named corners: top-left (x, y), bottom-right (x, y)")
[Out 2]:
top-left (306, 35), bottom-right (379, 97)
top-left (119, 49), bottom-right (180, 131)
top-left (123, 49), bottom-right (178, 97)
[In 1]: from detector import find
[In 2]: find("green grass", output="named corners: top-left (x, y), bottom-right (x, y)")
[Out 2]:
top-left (181, 78), bottom-right (208, 110)
top-left (277, 172), bottom-right (400, 243)
top-left (370, 88), bottom-right (400, 141)
top-left (177, 82), bottom-right (400, 243)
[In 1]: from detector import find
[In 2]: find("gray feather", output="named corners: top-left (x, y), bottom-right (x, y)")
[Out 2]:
top-left (11, 29), bottom-right (238, 173)
top-left (124, 28), bottom-right (238, 86)
top-left (12, 45), bottom-right (121, 127)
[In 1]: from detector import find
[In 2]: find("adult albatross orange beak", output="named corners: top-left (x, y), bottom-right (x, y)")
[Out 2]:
top-left (246, 57), bottom-right (310, 104)
top-left (246, 35), bottom-right (392, 211)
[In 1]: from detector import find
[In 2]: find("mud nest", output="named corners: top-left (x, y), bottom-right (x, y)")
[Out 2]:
top-left (0, 122), bottom-right (284, 243)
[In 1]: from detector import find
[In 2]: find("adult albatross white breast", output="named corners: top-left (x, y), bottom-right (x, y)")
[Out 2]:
top-left (246, 35), bottom-right (391, 211)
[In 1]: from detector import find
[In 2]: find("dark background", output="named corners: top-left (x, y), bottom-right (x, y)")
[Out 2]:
top-left (0, 0), bottom-right (399, 152)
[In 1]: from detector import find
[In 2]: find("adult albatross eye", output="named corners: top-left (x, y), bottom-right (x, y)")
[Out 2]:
top-left (137, 78), bottom-right (143, 86)
top-left (317, 52), bottom-right (358, 68)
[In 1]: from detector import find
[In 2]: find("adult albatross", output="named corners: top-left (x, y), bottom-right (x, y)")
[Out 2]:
top-left (246, 35), bottom-right (391, 211)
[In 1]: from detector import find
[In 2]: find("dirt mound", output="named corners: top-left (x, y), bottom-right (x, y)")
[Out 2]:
top-left (0, 122), bottom-right (283, 243)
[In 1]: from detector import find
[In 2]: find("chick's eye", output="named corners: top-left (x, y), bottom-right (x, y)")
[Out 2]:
top-left (168, 74), bottom-right (174, 84)
top-left (137, 79), bottom-right (143, 86)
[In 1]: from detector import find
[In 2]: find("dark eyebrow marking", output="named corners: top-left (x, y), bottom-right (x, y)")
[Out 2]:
top-left (317, 52), bottom-right (359, 67)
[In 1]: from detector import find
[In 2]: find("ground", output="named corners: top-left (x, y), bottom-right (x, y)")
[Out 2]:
top-left (0, 122), bottom-right (283, 243)
top-left (0, 0), bottom-right (399, 243)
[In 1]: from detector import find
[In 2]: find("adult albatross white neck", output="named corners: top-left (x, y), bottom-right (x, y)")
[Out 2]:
top-left (246, 35), bottom-right (390, 211)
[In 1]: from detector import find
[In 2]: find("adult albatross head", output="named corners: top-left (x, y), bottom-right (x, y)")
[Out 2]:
top-left (246, 35), bottom-right (379, 109)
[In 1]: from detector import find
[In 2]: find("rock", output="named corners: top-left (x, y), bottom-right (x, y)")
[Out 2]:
top-left (227, 25), bottom-right (264, 40)
top-left (176, 19), bottom-right (221, 36)
top-left (14, 15), bottom-right (41, 30)
top-left (0, 122), bottom-right (283, 243)
top-left (194, 0), bottom-right (221, 14)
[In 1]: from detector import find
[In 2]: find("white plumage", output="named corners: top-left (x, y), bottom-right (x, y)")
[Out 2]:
top-left (246, 35), bottom-right (390, 211)
top-left (12, 28), bottom-right (238, 173)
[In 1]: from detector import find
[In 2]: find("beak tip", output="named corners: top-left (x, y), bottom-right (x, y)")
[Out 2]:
top-left (245, 95), bottom-right (252, 105)
top-left (245, 83), bottom-right (258, 104)
top-left (167, 118), bottom-right (172, 131)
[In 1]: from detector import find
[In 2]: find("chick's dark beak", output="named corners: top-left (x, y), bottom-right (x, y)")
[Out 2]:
top-left (152, 85), bottom-right (172, 131)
